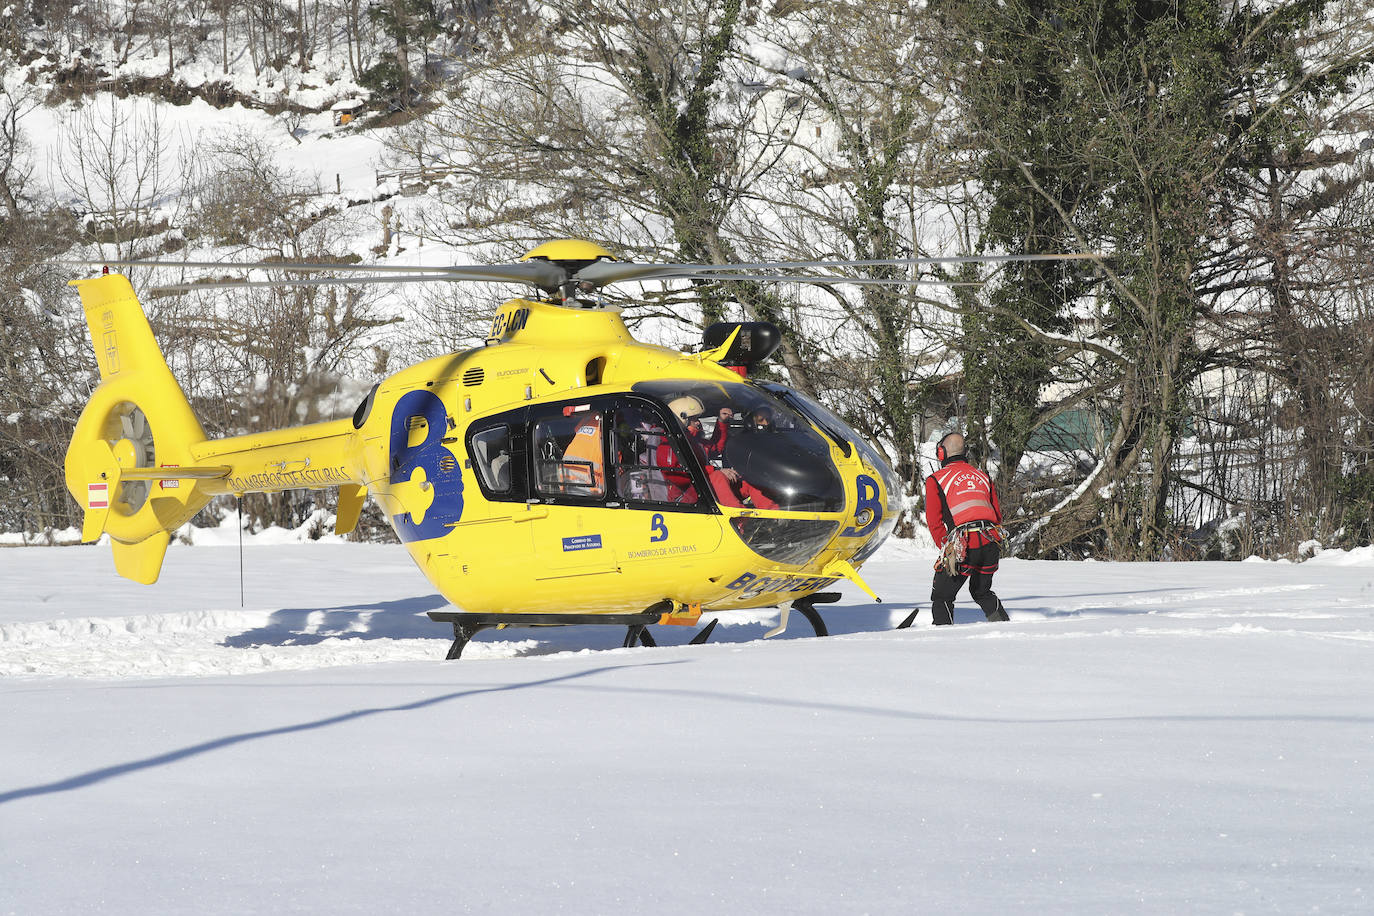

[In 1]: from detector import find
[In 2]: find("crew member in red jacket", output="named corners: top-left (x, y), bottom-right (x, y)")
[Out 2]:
top-left (924, 432), bottom-right (1010, 625)
top-left (659, 397), bottom-right (777, 509)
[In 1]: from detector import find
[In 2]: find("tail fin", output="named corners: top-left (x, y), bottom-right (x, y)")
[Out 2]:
top-left (64, 274), bottom-right (222, 583)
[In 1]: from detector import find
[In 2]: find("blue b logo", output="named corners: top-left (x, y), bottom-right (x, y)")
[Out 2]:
top-left (650, 513), bottom-right (669, 542)
top-left (388, 390), bottom-right (464, 542)
top-left (841, 474), bottom-right (881, 538)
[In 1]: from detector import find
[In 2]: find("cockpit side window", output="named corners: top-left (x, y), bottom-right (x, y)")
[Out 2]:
top-left (469, 424), bottom-right (514, 495)
top-left (466, 409), bottom-right (531, 502)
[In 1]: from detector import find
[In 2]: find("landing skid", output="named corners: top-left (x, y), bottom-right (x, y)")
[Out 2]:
top-left (428, 608), bottom-right (665, 660)
top-left (428, 591), bottom-right (844, 660)
top-left (622, 617), bottom-right (720, 649)
top-left (792, 591), bottom-right (840, 636)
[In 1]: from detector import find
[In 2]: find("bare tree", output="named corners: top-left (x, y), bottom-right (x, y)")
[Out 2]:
top-left (165, 130), bottom-right (399, 530)
top-left (53, 96), bottom-right (181, 261)
top-left (0, 72), bottom-right (36, 227)
top-left (385, 0), bottom-right (824, 388)
top-left (738, 2), bottom-right (974, 523)
top-left (0, 71), bottom-right (86, 534)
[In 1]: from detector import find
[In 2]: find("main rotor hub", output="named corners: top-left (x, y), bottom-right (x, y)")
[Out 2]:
top-left (520, 239), bottom-right (619, 301)
top-left (520, 239), bottom-right (617, 268)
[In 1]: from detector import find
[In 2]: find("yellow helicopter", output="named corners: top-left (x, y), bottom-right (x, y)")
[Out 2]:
top-left (63, 239), bottom-right (1089, 657)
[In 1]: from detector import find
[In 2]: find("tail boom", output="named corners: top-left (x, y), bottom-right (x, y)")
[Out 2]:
top-left (188, 421), bottom-right (363, 498)
top-left (64, 274), bottom-right (368, 582)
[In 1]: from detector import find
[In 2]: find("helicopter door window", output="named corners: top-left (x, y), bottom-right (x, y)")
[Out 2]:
top-left (532, 406), bottom-right (606, 500)
top-left (469, 425), bottom-right (513, 495)
top-left (610, 405), bottom-right (700, 507)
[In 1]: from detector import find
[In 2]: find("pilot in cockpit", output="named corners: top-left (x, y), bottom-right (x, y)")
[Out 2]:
top-left (663, 396), bottom-right (776, 509)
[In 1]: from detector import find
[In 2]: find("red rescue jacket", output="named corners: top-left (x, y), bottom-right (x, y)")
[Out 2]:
top-left (924, 457), bottom-right (1002, 548)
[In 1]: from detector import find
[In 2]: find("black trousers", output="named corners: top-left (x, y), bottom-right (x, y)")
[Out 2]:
top-left (930, 542), bottom-right (1008, 625)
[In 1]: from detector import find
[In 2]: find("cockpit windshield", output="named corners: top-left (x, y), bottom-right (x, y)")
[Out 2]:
top-left (632, 380), bottom-right (844, 513)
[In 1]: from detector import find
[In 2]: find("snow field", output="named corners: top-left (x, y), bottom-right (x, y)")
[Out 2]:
top-left (1, 539), bottom-right (1372, 913)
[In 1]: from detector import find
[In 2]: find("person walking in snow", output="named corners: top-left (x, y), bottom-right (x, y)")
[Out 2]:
top-left (924, 432), bottom-right (1010, 625)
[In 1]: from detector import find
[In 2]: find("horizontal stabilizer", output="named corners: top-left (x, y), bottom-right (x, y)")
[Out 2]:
top-left (116, 465), bottom-right (231, 481)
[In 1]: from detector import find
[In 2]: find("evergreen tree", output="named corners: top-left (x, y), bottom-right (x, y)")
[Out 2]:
top-left (363, 0), bottom-right (441, 107)
top-left (940, 0), bottom-right (1370, 557)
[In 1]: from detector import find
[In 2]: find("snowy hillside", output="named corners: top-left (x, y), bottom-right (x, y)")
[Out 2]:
top-left (3, 538), bottom-right (1372, 913)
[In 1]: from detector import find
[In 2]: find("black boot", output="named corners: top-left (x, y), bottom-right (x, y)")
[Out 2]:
top-left (976, 595), bottom-right (1009, 622)
top-left (930, 599), bottom-right (954, 626)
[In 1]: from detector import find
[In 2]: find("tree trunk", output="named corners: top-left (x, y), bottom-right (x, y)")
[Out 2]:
top-left (396, 39), bottom-right (412, 103)
top-left (0, 177), bottom-right (20, 226)
top-left (297, 0), bottom-right (308, 69)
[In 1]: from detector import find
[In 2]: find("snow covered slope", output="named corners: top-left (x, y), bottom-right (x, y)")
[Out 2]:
top-left (2, 541), bottom-right (1372, 913)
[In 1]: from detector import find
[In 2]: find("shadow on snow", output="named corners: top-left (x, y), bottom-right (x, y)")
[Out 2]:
top-left (0, 664), bottom-right (666, 805)
top-left (215, 584), bottom-right (1228, 656)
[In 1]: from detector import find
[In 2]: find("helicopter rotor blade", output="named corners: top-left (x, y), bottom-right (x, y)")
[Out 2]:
top-left (640, 272), bottom-right (986, 287)
top-left (145, 268), bottom-right (986, 295)
top-left (148, 272), bottom-right (534, 295)
top-left (56, 257), bottom-right (462, 273)
top-left (59, 249), bottom-right (1098, 294)
top-left (145, 271), bottom-right (984, 296)
top-left (573, 252), bottom-right (1101, 286)
top-left (60, 259), bottom-right (569, 291)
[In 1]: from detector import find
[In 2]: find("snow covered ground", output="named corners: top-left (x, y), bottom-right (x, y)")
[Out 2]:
top-left (2, 537), bottom-right (1372, 913)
